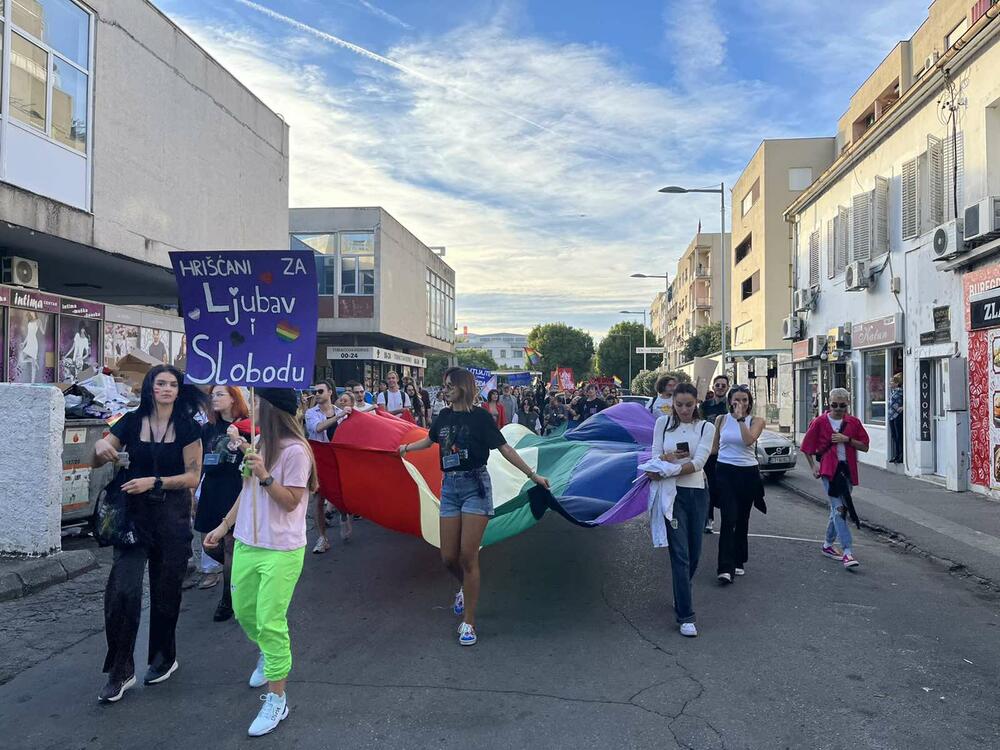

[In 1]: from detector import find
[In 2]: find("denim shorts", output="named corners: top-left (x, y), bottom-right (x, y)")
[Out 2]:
top-left (440, 468), bottom-right (494, 518)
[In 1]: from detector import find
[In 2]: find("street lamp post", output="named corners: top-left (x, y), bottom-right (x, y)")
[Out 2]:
top-left (659, 183), bottom-right (727, 373)
top-left (620, 310), bottom-right (648, 370)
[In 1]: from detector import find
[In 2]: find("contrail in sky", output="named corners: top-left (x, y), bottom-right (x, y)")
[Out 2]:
top-left (234, 0), bottom-right (622, 161)
top-left (357, 0), bottom-right (412, 30)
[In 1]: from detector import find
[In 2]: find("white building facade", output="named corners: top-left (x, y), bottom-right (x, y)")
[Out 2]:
top-left (786, 5), bottom-right (1000, 493)
top-left (456, 332), bottom-right (528, 370)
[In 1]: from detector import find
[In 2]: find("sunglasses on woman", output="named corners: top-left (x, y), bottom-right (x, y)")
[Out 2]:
top-left (830, 402), bottom-right (848, 408)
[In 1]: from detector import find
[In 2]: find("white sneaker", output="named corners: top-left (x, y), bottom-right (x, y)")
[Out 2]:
top-left (453, 588), bottom-right (464, 616)
top-left (735, 567), bottom-right (745, 576)
top-left (704, 520), bottom-right (714, 534)
top-left (248, 653), bottom-right (267, 688)
top-left (312, 535), bottom-right (330, 554)
top-left (458, 622), bottom-right (477, 646)
top-left (679, 623), bottom-right (698, 637)
top-left (717, 573), bottom-right (732, 584)
top-left (248, 692), bottom-right (288, 737)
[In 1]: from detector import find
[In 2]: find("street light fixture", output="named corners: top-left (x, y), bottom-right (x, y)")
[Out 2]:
top-left (630, 272), bottom-right (670, 369)
top-left (658, 183), bottom-right (728, 371)
top-left (620, 309), bottom-right (649, 371)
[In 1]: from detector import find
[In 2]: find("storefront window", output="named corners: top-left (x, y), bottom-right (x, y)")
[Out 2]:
top-left (7, 308), bottom-right (56, 383)
top-left (863, 350), bottom-right (886, 424)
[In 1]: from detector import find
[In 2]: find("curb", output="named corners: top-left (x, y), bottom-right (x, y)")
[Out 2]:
top-left (778, 477), bottom-right (1000, 592)
top-left (0, 550), bottom-right (100, 602)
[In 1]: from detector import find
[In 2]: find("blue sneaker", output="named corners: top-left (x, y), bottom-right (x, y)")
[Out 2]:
top-left (452, 588), bottom-right (464, 616)
top-left (458, 622), bottom-right (477, 646)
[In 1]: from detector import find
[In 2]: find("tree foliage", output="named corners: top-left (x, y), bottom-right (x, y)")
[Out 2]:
top-left (597, 321), bottom-right (661, 381)
top-left (526, 323), bottom-right (595, 379)
top-left (456, 348), bottom-right (499, 371)
top-left (630, 368), bottom-right (691, 396)
top-left (424, 353), bottom-right (449, 386)
top-left (680, 322), bottom-right (730, 363)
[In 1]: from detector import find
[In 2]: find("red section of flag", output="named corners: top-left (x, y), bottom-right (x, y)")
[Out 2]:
top-left (310, 409), bottom-right (442, 539)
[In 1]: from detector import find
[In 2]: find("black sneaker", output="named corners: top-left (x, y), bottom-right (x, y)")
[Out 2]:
top-left (214, 600), bottom-right (234, 622)
top-left (143, 660), bottom-right (178, 685)
top-left (98, 675), bottom-right (136, 703)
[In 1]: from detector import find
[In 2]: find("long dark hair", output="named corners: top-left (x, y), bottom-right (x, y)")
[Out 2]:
top-left (137, 365), bottom-right (207, 423)
top-left (665, 382), bottom-right (701, 432)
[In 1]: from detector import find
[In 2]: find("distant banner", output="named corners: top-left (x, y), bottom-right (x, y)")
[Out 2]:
top-left (550, 367), bottom-right (575, 391)
top-left (506, 372), bottom-right (532, 386)
top-left (467, 366), bottom-right (497, 398)
top-left (589, 377), bottom-right (615, 388)
top-left (169, 250), bottom-right (318, 388)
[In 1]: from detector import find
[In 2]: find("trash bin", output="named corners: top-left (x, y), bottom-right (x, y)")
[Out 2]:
top-left (61, 418), bottom-right (115, 526)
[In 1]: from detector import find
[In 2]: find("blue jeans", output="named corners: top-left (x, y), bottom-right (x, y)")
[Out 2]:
top-left (665, 487), bottom-right (709, 624)
top-left (440, 468), bottom-right (494, 518)
top-left (821, 477), bottom-right (853, 554)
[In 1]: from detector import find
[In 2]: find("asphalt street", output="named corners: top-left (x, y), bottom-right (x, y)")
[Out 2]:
top-left (2, 483), bottom-right (999, 750)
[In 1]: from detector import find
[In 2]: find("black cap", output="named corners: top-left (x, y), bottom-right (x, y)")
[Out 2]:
top-left (257, 388), bottom-right (299, 416)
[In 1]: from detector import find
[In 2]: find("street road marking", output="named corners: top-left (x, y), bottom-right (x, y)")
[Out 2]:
top-left (748, 533), bottom-right (827, 543)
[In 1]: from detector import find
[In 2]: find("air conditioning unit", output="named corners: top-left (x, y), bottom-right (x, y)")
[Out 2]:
top-left (809, 335), bottom-right (827, 357)
top-left (931, 218), bottom-right (967, 261)
top-left (924, 51), bottom-right (939, 72)
top-left (793, 288), bottom-right (815, 312)
top-left (844, 261), bottom-right (869, 291)
top-left (964, 197), bottom-right (1000, 243)
top-left (1, 256), bottom-right (39, 289)
top-left (781, 315), bottom-right (802, 341)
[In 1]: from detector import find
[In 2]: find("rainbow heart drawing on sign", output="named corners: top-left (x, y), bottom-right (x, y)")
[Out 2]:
top-left (276, 321), bottom-right (300, 342)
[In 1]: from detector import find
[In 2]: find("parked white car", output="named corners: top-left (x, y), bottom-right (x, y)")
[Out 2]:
top-left (755, 430), bottom-right (798, 477)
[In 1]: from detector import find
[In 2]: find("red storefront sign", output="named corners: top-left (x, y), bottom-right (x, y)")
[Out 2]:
top-left (791, 339), bottom-right (811, 362)
top-left (964, 264), bottom-right (1000, 490)
top-left (853, 314), bottom-right (902, 349)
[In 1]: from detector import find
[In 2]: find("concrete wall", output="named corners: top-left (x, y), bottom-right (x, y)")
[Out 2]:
top-left (290, 207), bottom-right (455, 353)
top-left (790, 28), bottom-right (1000, 484)
top-left (1, 0), bottom-right (290, 262)
top-left (0, 385), bottom-right (64, 556)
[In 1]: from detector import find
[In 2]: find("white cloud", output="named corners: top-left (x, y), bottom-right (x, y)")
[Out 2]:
top-left (663, 0), bottom-right (727, 83)
top-left (171, 6), bottom-right (805, 337)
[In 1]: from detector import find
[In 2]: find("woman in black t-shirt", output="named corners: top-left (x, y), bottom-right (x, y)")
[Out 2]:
top-left (399, 367), bottom-right (550, 647)
top-left (195, 385), bottom-right (249, 622)
top-left (92, 365), bottom-right (205, 704)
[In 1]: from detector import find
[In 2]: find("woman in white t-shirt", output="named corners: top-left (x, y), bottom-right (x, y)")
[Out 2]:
top-left (205, 388), bottom-right (317, 738)
top-left (646, 382), bottom-right (716, 637)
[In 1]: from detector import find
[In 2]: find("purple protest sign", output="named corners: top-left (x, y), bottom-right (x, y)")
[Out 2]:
top-left (169, 250), bottom-right (318, 388)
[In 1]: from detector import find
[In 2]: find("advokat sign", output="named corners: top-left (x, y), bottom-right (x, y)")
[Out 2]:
top-left (169, 250), bottom-right (318, 388)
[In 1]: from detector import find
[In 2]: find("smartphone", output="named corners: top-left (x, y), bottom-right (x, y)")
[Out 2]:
top-left (676, 441), bottom-right (690, 454)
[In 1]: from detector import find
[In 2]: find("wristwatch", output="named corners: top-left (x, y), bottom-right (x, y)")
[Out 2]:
top-left (153, 476), bottom-right (163, 491)
top-left (260, 475), bottom-right (275, 488)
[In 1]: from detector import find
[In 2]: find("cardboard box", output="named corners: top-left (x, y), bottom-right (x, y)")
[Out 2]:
top-left (114, 350), bottom-right (161, 390)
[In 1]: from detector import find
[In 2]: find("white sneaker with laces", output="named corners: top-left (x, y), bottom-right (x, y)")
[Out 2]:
top-left (248, 692), bottom-right (288, 737)
top-left (717, 573), bottom-right (732, 584)
top-left (679, 623), bottom-right (698, 637)
top-left (248, 653), bottom-right (267, 689)
top-left (312, 535), bottom-right (330, 554)
top-left (458, 622), bottom-right (477, 646)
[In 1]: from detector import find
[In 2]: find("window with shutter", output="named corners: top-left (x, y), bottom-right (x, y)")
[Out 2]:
top-left (809, 229), bottom-right (820, 287)
top-left (927, 134), bottom-right (943, 227)
top-left (852, 192), bottom-right (872, 262)
top-left (873, 175), bottom-right (889, 255)
top-left (943, 131), bottom-right (965, 222)
top-left (826, 218), bottom-right (836, 279)
top-left (901, 157), bottom-right (919, 240)
top-left (837, 206), bottom-right (849, 274)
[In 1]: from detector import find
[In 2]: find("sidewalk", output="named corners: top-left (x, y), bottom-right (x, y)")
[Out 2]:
top-left (0, 550), bottom-right (98, 601)
top-left (779, 457), bottom-right (1000, 586)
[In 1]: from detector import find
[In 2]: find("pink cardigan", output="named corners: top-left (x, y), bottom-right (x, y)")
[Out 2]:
top-left (800, 413), bottom-right (870, 486)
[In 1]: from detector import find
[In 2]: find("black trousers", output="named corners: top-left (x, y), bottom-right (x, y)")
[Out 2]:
top-left (103, 493), bottom-right (192, 680)
top-left (889, 415), bottom-right (904, 461)
top-left (704, 454), bottom-right (719, 522)
top-left (715, 463), bottom-right (759, 576)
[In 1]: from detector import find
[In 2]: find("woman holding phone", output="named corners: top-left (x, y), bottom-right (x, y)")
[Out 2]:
top-left (647, 382), bottom-right (716, 636)
top-left (710, 385), bottom-right (766, 584)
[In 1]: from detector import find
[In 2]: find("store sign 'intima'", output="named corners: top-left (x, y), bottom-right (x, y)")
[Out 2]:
top-left (169, 250), bottom-right (318, 389)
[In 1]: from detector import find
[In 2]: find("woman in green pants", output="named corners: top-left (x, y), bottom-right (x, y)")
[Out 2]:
top-left (205, 387), bottom-right (317, 737)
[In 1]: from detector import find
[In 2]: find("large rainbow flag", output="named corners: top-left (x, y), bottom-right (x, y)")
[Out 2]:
top-left (311, 403), bottom-right (659, 547)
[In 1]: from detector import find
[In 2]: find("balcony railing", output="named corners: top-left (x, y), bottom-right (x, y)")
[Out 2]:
top-left (695, 265), bottom-right (710, 278)
top-left (694, 296), bottom-right (712, 309)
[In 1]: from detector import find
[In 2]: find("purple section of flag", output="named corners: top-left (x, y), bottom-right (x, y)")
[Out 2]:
top-left (592, 449), bottom-right (652, 525)
top-left (169, 250), bottom-right (318, 388)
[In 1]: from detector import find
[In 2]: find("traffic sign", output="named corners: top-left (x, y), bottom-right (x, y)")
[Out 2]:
top-left (635, 347), bottom-right (664, 354)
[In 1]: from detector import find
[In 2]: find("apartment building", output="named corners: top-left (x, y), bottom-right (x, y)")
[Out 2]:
top-left (0, 0), bottom-right (289, 384)
top-left (290, 207), bottom-right (455, 387)
top-left (785, 0), bottom-right (1000, 494)
top-left (662, 232), bottom-right (726, 369)
top-left (730, 139), bottom-right (836, 429)
top-left (456, 331), bottom-right (529, 370)
top-left (649, 290), bottom-right (669, 367)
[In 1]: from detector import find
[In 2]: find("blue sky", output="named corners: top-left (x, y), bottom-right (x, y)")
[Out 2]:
top-left (160, 0), bottom-right (929, 338)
